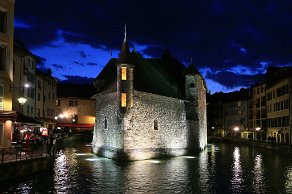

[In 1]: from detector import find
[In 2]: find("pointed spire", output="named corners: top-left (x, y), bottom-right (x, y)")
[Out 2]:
top-left (190, 57), bottom-right (193, 64)
top-left (110, 51), bottom-right (112, 59)
top-left (123, 23), bottom-right (127, 43)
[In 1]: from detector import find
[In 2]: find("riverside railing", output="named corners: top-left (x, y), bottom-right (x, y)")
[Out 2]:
top-left (0, 143), bottom-right (48, 164)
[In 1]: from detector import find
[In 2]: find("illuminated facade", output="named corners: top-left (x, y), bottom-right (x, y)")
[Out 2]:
top-left (223, 99), bottom-right (248, 138)
top-left (92, 38), bottom-right (207, 160)
top-left (0, 0), bottom-right (14, 147)
top-left (13, 41), bottom-right (37, 117)
top-left (55, 97), bottom-right (95, 131)
top-left (248, 83), bottom-right (266, 140)
top-left (35, 69), bottom-right (58, 130)
top-left (266, 78), bottom-right (291, 144)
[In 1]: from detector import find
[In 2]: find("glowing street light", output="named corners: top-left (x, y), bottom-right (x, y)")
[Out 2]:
top-left (58, 114), bottom-right (65, 119)
top-left (256, 127), bottom-right (261, 131)
top-left (17, 97), bottom-right (27, 105)
top-left (234, 127), bottom-right (239, 132)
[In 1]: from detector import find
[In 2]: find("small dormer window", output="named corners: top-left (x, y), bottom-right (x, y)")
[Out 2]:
top-left (121, 67), bottom-right (127, 80)
top-left (121, 93), bottom-right (127, 107)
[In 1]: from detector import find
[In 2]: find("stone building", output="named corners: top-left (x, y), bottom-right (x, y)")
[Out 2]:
top-left (92, 37), bottom-right (207, 160)
top-left (0, 0), bottom-right (14, 147)
top-left (223, 99), bottom-right (248, 138)
top-left (13, 41), bottom-right (37, 117)
top-left (248, 83), bottom-right (266, 140)
top-left (266, 66), bottom-right (292, 145)
top-left (55, 97), bottom-right (95, 131)
top-left (55, 83), bottom-right (96, 132)
top-left (35, 69), bottom-right (58, 130)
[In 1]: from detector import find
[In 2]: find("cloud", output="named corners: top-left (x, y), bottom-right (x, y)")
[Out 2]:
top-left (206, 71), bottom-right (265, 89)
top-left (79, 51), bottom-right (87, 58)
top-left (14, 0), bottom-right (292, 92)
top-left (87, 62), bottom-right (98, 66)
top-left (51, 64), bottom-right (65, 70)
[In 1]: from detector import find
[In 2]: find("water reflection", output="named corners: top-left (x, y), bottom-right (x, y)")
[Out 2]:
top-left (199, 149), bottom-right (210, 193)
top-left (1, 143), bottom-right (292, 193)
top-left (252, 154), bottom-right (266, 193)
top-left (231, 147), bottom-right (243, 193)
top-left (54, 149), bottom-right (78, 193)
top-left (285, 166), bottom-right (292, 193)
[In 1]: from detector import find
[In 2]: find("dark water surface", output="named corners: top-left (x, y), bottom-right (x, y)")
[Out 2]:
top-left (1, 143), bottom-right (292, 193)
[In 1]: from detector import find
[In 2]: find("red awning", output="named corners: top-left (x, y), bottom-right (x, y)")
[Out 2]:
top-left (56, 123), bottom-right (94, 129)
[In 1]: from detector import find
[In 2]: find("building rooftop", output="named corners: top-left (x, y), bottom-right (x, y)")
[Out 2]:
top-left (266, 66), bottom-right (292, 88)
top-left (94, 50), bottom-right (205, 99)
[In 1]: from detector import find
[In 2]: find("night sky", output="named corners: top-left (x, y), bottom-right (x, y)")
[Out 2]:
top-left (14, 0), bottom-right (292, 93)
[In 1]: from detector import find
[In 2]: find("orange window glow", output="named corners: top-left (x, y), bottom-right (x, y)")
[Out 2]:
top-left (121, 93), bottom-right (127, 107)
top-left (121, 67), bottom-right (127, 80)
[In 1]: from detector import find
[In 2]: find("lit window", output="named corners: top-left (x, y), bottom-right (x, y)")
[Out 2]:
top-left (121, 67), bottom-right (127, 80)
top-left (121, 93), bottom-right (127, 107)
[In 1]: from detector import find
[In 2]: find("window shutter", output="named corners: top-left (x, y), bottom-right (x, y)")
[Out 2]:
top-left (6, 47), bottom-right (9, 73)
top-left (6, 12), bottom-right (11, 35)
top-left (0, 84), bottom-right (4, 110)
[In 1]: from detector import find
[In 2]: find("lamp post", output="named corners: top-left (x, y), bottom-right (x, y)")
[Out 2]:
top-left (255, 127), bottom-right (261, 141)
top-left (234, 126), bottom-right (240, 138)
top-left (11, 83), bottom-right (29, 113)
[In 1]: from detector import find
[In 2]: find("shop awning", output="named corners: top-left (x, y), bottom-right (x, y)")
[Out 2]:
top-left (0, 111), bottom-right (17, 121)
top-left (15, 113), bottom-right (43, 125)
top-left (56, 123), bottom-right (94, 129)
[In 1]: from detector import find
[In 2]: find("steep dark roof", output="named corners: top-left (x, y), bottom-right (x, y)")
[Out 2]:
top-left (95, 50), bottom-right (205, 99)
top-left (184, 64), bottom-right (200, 75)
top-left (266, 66), bottom-right (292, 88)
top-left (119, 42), bottom-right (131, 64)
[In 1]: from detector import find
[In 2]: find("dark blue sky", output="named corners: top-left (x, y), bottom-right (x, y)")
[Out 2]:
top-left (14, 0), bottom-right (292, 93)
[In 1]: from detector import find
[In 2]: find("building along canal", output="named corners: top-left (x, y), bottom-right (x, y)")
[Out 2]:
top-left (1, 139), bottom-right (292, 193)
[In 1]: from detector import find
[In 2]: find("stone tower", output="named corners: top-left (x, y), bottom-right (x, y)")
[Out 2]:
top-left (184, 64), bottom-right (208, 151)
top-left (116, 26), bottom-right (134, 129)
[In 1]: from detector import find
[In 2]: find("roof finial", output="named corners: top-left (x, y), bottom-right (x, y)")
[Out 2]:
top-left (123, 23), bottom-right (127, 43)
top-left (190, 57), bottom-right (193, 64)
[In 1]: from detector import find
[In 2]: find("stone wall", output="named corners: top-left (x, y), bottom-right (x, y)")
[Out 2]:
top-left (0, 157), bottom-right (53, 181)
top-left (195, 75), bottom-right (208, 150)
top-left (122, 91), bottom-right (188, 159)
top-left (92, 92), bottom-right (124, 158)
top-left (93, 86), bottom-right (207, 160)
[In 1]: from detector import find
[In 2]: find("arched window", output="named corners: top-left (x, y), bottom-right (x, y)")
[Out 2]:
top-left (154, 120), bottom-right (158, 130)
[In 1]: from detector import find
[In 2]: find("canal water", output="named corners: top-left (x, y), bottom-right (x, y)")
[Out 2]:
top-left (1, 142), bottom-right (292, 193)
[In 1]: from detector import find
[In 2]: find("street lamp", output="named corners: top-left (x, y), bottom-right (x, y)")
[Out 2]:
top-left (11, 83), bottom-right (30, 107)
top-left (234, 126), bottom-right (240, 138)
top-left (17, 97), bottom-right (27, 105)
top-left (255, 127), bottom-right (261, 141)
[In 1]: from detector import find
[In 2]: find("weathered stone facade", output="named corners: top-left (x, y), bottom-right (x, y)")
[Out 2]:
top-left (92, 39), bottom-right (207, 160)
top-left (92, 82), bottom-right (207, 160)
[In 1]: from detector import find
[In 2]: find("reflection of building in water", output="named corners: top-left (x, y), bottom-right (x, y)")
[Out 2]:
top-left (285, 167), bottom-right (292, 193)
top-left (92, 28), bottom-right (207, 161)
top-left (231, 147), bottom-right (243, 193)
top-left (199, 149), bottom-right (210, 193)
top-left (253, 154), bottom-right (266, 193)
